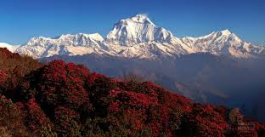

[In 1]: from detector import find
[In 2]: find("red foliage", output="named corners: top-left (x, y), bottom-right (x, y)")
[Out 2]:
top-left (0, 95), bottom-right (29, 136)
top-left (0, 48), bottom-right (42, 102)
top-left (215, 105), bottom-right (228, 120)
top-left (0, 51), bottom-right (264, 136)
top-left (25, 98), bottom-right (52, 133)
top-left (0, 48), bottom-right (22, 60)
top-left (179, 104), bottom-right (229, 137)
top-left (86, 72), bottom-right (107, 86)
top-left (23, 60), bottom-right (90, 108)
top-left (0, 48), bottom-right (13, 57)
top-left (0, 70), bottom-right (7, 83)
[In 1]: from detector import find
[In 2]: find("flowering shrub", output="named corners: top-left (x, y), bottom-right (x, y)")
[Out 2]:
top-left (20, 60), bottom-right (90, 109)
top-left (0, 48), bottom-right (42, 101)
top-left (178, 104), bottom-right (229, 137)
top-left (25, 98), bottom-right (53, 134)
top-left (0, 70), bottom-right (7, 83)
top-left (0, 48), bottom-right (265, 137)
top-left (0, 95), bottom-right (29, 136)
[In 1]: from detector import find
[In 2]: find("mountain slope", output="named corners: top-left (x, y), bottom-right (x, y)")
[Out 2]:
top-left (41, 52), bottom-right (265, 122)
top-left (0, 42), bottom-right (19, 52)
top-left (106, 14), bottom-right (179, 46)
top-left (1, 48), bottom-right (265, 136)
top-left (181, 29), bottom-right (265, 58)
top-left (7, 14), bottom-right (264, 59)
top-left (15, 33), bottom-right (109, 58)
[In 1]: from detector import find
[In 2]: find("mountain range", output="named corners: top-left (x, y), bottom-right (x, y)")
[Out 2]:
top-left (1, 14), bottom-right (265, 59)
top-left (1, 14), bottom-right (265, 122)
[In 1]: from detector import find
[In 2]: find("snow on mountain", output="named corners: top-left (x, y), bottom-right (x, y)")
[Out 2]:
top-left (2, 14), bottom-right (264, 59)
top-left (106, 14), bottom-right (175, 46)
top-left (104, 14), bottom-right (193, 58)
top-left (15, 33), bottom-right (111, 58)
top-left (181, 29), bottom-right (265, 58)
top-left (0, 42), bottom-right (19, 52)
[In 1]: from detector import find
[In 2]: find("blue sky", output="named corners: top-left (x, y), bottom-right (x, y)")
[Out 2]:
top-left (0, 0), bottom-right (264, 45)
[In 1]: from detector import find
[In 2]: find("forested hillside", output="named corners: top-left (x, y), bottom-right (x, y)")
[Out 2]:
top-left (0, 48), bottom-right (264, 137)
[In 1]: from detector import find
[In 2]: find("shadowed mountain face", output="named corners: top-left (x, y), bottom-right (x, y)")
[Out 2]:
top-left (42, 53), bottom-right (265, 122)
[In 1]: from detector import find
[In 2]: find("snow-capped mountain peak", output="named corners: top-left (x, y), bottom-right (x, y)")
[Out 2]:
top-left (57, 33), bottom-right (104, 42)
top-left (130, 14), bottom-right (156, 26)
top-left (85, 33), bottom-right (104, 42)
top-left (26, 33), bottom-right (104, 47)
top-left (186, 29), bottom-right (241, 43)
top-left (2, 14), bottom-right (264, 59)
top-left (180, 29), bottom-right (265, 58)
top-left (106, 14), bottom-right (174, 46)
top-left (219, 29), bottom-right (232, 35)
top-left (15, 33), bottom-right (108, 58)
top-left (212, 29), bottom-right (242, 43)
